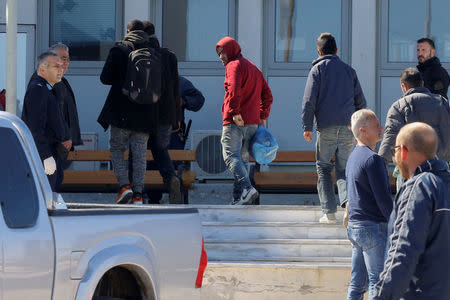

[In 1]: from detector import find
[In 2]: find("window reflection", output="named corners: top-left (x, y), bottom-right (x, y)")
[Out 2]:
top-left (388, 0), bottom-right (450, 62)
top-left (275, 0), bottom-right (342, 62)
top-left (163, 0), bottom-right (229, 62)
top-left (50, 0), bottom-right (116, 61)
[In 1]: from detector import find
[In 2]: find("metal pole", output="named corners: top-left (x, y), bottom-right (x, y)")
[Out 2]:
top-left (6, 0), bottom-right (17, 115)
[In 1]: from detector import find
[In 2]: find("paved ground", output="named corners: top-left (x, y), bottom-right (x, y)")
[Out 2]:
top-left (62, 180), bottom-right (323, 206)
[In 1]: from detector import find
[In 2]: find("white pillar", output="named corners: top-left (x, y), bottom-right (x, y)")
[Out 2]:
top-left (238, 0), bottom-right (263, 69)
top-left (351, 0), bottom-right (377, 111)
top-left (6, 0), bottom-right (17, 115)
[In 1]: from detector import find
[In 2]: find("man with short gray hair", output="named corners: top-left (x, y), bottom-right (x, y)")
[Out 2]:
top-left (373, 122), bottom-right (450, 299)
top-left (345, 109), bottom-right (393, 299)
top-left (22, 52), bottom-right (67, 191)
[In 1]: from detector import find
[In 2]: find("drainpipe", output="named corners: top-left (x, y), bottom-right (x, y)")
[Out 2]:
top-left (6, 0), bottom-right (17, 115)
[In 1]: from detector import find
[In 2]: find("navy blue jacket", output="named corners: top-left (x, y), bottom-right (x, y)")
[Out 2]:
top-left (373, 158), bottom-right (450, 300)
top-left (169, 76), bottom-right (205, 149)
top-left (22, 76), bottom-right (66, 161)
top-left (302, 55), bottom-right (366, 131)
top-left (346, 145), bottom-right (393, 223)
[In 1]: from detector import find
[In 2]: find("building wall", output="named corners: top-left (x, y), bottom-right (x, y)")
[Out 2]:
top-left (1, 0), bottom-right (449, 152)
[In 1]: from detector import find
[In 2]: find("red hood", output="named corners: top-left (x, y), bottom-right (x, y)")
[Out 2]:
top-left (216, 36), bottom-right (241, 62)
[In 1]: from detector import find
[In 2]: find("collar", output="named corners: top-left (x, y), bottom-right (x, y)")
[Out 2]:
top-left (403, 86), bottom-right (430, 97)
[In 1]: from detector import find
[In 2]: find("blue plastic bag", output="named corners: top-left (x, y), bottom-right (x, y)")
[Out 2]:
top-left (249, 125), bottom-right (279, 165)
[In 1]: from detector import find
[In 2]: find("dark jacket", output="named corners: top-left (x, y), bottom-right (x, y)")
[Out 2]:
top-left (373, 158), bottom-right (450, 300)
top-left (22, 75), bottom-right (66, 161)
top-left (28, 72), bottom-right (83, 146)
top-left (302, 55), bottom-right (366, 131)
top-left (346, 145), bottom-right (393, 224)
top-left (98, 31), bottom-right (180, 133)
top-left (417, 56), bottom-right (450, 99)
top-left (378, 87), bottom-right (450, 162)
top-left (169, 76), bottom-right (205, 149)
top-left (216, 37), bottom-right (273, 126)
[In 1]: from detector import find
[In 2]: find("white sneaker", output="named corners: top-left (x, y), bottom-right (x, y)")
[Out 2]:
top-left (231, 187), bottom-right (259, 205)
top-left (319, 213), bottom-right (337, 224)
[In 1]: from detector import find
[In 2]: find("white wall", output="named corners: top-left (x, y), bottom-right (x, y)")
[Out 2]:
top-left (351, 0), bottom-right (377, 111)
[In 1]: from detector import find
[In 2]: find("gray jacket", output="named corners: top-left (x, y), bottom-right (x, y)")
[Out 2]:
top-left (379, 87), bottom-right (450, 162)
top-left (373, 158), bottom-right (450, 300)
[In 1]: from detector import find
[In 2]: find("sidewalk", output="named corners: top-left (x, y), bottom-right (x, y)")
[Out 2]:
top-left (61, 180), bottom-right (322, 205)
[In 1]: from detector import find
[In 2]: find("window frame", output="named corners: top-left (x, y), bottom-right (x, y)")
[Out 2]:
top-left (379, 0), bottom-right (450, 70)
top-left (263, 0), bottom-right (352, 76)
top-left (151, 0), bottom-right (237, 75)
top-left (37, 0), bottom-right (124, 75)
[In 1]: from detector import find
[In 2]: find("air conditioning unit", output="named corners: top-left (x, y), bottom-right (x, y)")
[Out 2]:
top-left (191, 130), bottom-right (233, 179)
top-left (68, 132), bottom-right (100, 171)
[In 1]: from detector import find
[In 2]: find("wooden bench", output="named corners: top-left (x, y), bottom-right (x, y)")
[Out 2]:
top-left (61, 149), bottom-right (196, 204)
top-left (249, 150), bottom-right (396, 204)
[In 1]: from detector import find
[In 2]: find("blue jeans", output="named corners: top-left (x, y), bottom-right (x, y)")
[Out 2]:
top-left (221, 124), bottom-right (258, 199)
top-left (347, 221), bottom-right (388, 300)
top-left (316, 126), bottom-right (354, 213)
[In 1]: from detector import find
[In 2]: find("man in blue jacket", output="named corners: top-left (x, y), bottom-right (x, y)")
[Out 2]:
top-left (22, 52), bottom-right (67, 191)
top-left (302, 32), bottom-right (366, 223)
top-left (373, 122), bottom-right (450, 300)
top-left (346, 109), bottom-right (393, 300)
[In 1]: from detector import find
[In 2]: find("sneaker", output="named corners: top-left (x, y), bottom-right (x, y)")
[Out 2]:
top-left (169, 176), bottom-right (182, 204)
top-left (115, 184), bottom-right (132, 204)
top-left (230, 197), bottom-right (240, 205)
top-left (131, 193), bottom-right (143, 205)
top-left (319, 213), bottom-right (337, 224)
top-left (232, 187), bottom-right (259, 205)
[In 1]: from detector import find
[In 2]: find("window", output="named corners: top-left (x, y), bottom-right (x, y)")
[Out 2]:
top-left (49, 0), bottom-right (122, 61)
top-left (162, 0), bottom-right (235, 63)
top-left (275, 0), bottom-right (342, 63)
top-left (0, 128), bottom-right (39, 228)
top-left (388, 0), bottom-right (450, 63)
top-left (265, 0), bottom-right (351, 71)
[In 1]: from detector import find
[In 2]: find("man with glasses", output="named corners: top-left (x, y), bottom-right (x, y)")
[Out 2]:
top-left (378, 67), bottom-right (450, 192)
top-left (373, 122), bottom-right (450, 300)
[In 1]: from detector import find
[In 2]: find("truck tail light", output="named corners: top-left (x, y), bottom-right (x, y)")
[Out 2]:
top-left (195, 237), bottom-right (208, 288)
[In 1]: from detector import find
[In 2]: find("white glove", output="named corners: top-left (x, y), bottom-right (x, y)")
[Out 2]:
top-left (43, 156), bottom-right (56, 175)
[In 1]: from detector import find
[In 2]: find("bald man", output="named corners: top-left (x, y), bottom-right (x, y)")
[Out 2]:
top-left (373, 122), bottom-right (450, 300)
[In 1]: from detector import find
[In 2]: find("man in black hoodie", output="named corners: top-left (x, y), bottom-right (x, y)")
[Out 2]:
top-left (416, 38), bottom-right (450, 99)
top-left (99, 19), bottom-right (160, 205)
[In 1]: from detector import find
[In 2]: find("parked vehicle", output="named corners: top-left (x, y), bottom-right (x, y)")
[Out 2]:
top-left (0, 111), bottom-right (207, 300)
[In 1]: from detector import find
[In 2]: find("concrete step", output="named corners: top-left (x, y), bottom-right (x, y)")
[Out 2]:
top-left (205, 238), bottom-right (352, 261)
top-left (198, 261), bottom-right (352, 300)
top-left (202, 221), bottom-right (347, 240)
top-left (195, 205), bottom-right (345, 223)
top-left (206, 256), bottom-right (351, 263)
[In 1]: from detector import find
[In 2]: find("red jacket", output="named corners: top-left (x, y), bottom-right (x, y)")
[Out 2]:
top-left (216, 37), bottom-right (273, 125)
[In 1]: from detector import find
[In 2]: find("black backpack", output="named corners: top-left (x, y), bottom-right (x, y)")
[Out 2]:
top-left (122, 46), bottom-right (162, 105)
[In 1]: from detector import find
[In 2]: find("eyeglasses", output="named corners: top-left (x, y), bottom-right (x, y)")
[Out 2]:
top-left (390, 145), bottom-right (401, 157)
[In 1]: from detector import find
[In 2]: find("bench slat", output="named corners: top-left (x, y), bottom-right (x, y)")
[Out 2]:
top-left (67, 150), bottom-right (196, 162)
top-left (63, 170), bottom-right (196, 187)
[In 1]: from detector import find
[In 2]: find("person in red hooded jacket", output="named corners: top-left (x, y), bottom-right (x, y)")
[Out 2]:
top-left (216, 36), bottom-right (273, 205)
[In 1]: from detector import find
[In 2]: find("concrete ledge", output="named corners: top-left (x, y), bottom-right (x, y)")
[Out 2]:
top-left (200, 261), bottom-right (352, 300)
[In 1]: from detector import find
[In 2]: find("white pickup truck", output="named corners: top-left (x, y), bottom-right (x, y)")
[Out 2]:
top-left (0, 112), bottom-right (207, 300)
